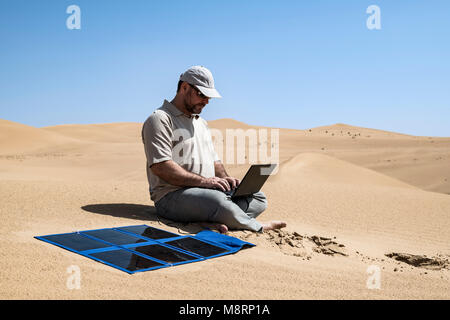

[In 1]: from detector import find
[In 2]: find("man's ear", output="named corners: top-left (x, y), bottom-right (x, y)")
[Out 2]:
top-left (181, 81), bottom-right (190, 93)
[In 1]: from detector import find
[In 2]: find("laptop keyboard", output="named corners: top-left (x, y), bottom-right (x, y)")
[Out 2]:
top-left (224, 188), bottom-right (236, 196)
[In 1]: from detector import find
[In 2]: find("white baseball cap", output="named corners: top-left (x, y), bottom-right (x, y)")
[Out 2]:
top-left (180, 66), bottom-right (222, 98)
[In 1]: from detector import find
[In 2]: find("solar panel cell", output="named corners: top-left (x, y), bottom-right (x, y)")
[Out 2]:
top-left (132, 244), bottom-right (199, 264)
top-left (41, 233), bottom-right (110, 252)
top-left (118, 225), bottom-right (178, 240)
top-left (89, 249), bottom-right (165, 272)
top-left (82, 229), bottom-right (147, 245)
top-left (166, 237), bottom-right (228, 257)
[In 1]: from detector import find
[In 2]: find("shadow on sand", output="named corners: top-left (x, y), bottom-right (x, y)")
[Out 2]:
top-left (81, 203), bottom-right (205, 234)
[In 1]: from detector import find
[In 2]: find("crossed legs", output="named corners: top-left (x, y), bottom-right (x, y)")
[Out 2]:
top-left (155, 187), bottom-right (286, 233)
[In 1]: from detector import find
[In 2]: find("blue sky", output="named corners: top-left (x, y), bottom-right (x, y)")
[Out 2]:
top-left (0, 0), bottom-right (449, 136)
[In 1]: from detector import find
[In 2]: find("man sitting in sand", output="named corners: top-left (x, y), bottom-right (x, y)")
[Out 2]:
top-left (142, 66), bottom-right (286, 233)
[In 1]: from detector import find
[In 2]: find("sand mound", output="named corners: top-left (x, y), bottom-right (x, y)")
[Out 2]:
top-left (0, 119), bottom-right (84, 155)
top-left (272, 152), bottom-right (417, 189)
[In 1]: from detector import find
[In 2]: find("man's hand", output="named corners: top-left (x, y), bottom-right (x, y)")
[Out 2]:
top-left (213, 161), bottom-right (240, 190)
top-left (200, 177), bottom-right (232, 192)
top-left (224, 176), bottom-right (240, 190)
top-left (151, 160), bottom-right (241, 192)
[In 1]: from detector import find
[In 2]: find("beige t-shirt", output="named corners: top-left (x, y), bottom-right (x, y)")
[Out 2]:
top-left (142, 100), bottom-right (220, 203)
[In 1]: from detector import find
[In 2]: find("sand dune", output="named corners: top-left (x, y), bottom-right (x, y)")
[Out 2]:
top-left (0, 119), bottom-right (85, 155)
top-left (208, 119), bottom-right (450, 194)
top-left (306, 123), bottom-right (414, 138)
top-left (207, 118), bottom-right (257, 130)
top-left (273, 152), bottom-right (417, 189)
top-left (1, 118), bottom-right (449, 299)
top-left (265, 152), bottom-right (450, 252)
top-left (43, 122), bottom-right (142, 143)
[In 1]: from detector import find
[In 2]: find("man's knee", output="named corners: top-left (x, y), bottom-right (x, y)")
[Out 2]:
top-left (210, 196), bottom-right (237, 218)
top-left (252, 191), bottom-right (268, 212)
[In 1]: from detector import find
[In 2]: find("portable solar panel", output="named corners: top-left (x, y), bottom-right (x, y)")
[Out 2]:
top-left (35, 225), bottom-right (255, 274)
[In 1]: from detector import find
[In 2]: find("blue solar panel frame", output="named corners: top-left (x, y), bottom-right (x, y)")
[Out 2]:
top-left (35, 225), bottom-right (241, 274)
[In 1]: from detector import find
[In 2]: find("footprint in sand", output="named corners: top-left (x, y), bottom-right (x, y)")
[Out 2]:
top-left (264, 229), bottom-right (310, 258)
top-left (307, 235), bottom-right (348, 257)
top-left (238, 229), bottom-right (348, 258)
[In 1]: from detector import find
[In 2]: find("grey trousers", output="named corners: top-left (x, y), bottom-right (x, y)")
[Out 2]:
top-left (155, 187), bottom-right (267, 232)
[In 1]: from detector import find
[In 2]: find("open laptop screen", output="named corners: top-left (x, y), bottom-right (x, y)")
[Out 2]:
top-left (232, 164), bottom-right (277, 198)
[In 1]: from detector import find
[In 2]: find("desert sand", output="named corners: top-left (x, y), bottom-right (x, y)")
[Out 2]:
top-left (0, 118), bottom-right (449, 299)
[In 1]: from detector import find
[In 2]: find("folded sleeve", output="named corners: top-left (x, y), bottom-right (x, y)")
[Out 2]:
top-left (142, 111), bottom-right (173, 167)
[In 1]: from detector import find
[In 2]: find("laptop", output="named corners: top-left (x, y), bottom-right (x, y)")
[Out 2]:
top-left (224, 164), bottom-right (277, 199)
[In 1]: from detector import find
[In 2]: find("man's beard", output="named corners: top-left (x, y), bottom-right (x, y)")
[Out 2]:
top-left (185, 101), bottom-right (204, 115)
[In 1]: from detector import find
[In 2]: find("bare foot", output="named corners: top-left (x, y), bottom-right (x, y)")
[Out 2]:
top-left (199, 222), bottom-right (229, 234)
top-left (261, 221), bottom-right (287, 231)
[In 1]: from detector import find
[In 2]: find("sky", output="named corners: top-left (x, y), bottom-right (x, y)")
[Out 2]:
top-left (0, 0), bottom-right (449, 136)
